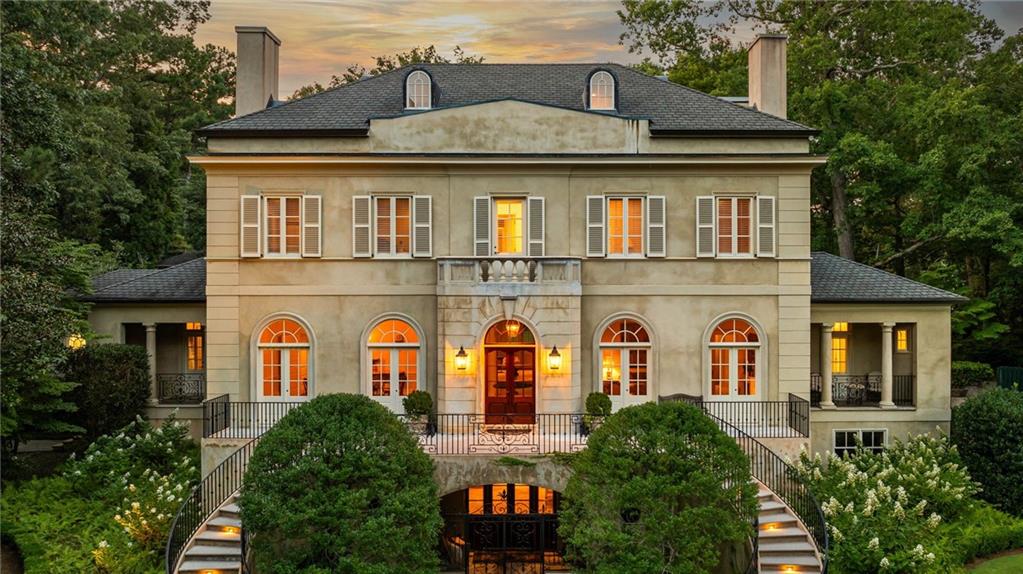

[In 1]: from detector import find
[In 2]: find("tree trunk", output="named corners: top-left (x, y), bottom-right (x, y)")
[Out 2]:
top-left (830, 169), bottom-right (855, 259)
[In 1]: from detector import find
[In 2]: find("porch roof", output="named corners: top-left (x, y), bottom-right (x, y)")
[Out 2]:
top-left (84, 257), bottom-right (205, 303)
top-left (810, 252), bottom-right (967, 304)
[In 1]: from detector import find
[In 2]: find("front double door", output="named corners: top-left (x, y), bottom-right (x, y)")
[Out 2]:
top-left (484, 347), bottom-right (536, 424)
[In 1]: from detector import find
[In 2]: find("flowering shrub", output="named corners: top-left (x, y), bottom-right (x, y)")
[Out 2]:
top-left (793, 432), bottom-right (977, 573)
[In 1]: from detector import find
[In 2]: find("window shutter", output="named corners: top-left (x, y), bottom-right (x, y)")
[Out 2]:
top-left (646, 195), bottom-right (666, 257)
top-left (352, 195), bottom-right (372, 257)
top-left (240, 195), bottom-right (261, 257)
top-left (302, 195), bottom-right (322, 257)
top-left (527, 196), bottom-right (545, 257)
top-left (586, 195), bottom-right (605, 257)
top-left (757, 195), bottom-right (776, 257)
top-left (695, 196), bottom-right (715, 257)
top-left (474, 196), bottom-right (491, 257)
top-left (412, 195), bottom-right (432, 257)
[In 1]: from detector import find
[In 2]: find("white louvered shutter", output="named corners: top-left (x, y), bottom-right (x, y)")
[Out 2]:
top-left (695, 196), bottom-right (715, 257)
top-left (586, 195), bottom-right (605, 257)
top-left (757, 195), bottom-right (776, 257)
top-left (302, 195), bottom-right (322, 257)
top-left (646, 195), bottom-right (666, 257)
top-left (527, 196), bottom-right (545, 257)
top-left (352, 195), bottom-right (372, 257)
top-left (474, 196), bottom-right (491, 257)
top-left (412, 195), bottom-right (432, 257)
top-left (240, 195), bottom-right (261, 257)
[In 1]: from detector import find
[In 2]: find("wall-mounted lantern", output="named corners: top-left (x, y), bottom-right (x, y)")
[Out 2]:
top-left (454, 346), bottom-right (469, 371)
top-left (547, 346), bottom-right (562, 371)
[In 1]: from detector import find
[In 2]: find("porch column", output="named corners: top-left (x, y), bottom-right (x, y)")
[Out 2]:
top-left (820, 323), bottom-right (835, 409)
top-left (145, 323), bottom-right (158, 404)
top-left (880, 322), bottom-right (896, 409)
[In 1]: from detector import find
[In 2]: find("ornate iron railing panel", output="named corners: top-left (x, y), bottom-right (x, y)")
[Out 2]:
top-left (157, 373), bottom-right (206, 404)
top-left (398, 413), bottom-right (591, 455)
top-left (811, 373), bottom-right (915, 408)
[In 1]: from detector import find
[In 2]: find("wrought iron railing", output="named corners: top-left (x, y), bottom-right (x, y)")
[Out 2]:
top-left (693, 397), bottom-right (810, 438)
top-left (811, 373), bottom-right (914, 407)
top-left (396, 413), bottom-right (590, 455)
top-left (165, 437), bottom-right (260, 574)
top-left (669, 395), bottom-right (829, 573)
top-left (202, 397), bottom-right (301, 439)
top-left (157, 373), bottom-right (206, 404)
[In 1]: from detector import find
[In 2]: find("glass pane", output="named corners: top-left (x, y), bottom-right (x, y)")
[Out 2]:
top-left (395, 197), bottom-right (411, 254)
top-left (492, 484), bottom-right (508, 514)
top-left (607, 198), bottom-right (624, 254)
top-left (495, 199), bottom-right (523, 254)
top-left (262, 349), bottom-right (282, 397)
top-left (717, 197), bottom-right (732, 254)
top-left (376, 197), bottom-right (392, 254)
top-left (627, 197), bottom-right (643, 254)
top-left (711, 348), bottom-right (729, 396)
top-left (832, 336), bottom-right (848, 374)
top-left (285, 197), bottom-right (301, 254)
top-left (371, 349), bottom-right (390, 396)
top-left (736, 197), bottom-right (751, 254)
top-left (266, 198), bottom-right (281, 254)
top-left (289, 348), bottom-right (309, 397)
top-left (601, 349), bottom-right (621, 396)
top-left (468, 486), bottom-right (485, 514)
top-left (514, 484), bottom-right (531, 514)
top-left (629, 349), bottom-right (647, 396)
top-left (538, 487), bottom-right (555, 514)
top-left (398, 349), bottom-right (417, 396)
top-left (737, 348), bottom-right (756, 395)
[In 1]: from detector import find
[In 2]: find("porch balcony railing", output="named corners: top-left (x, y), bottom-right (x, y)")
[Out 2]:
top-left (810, 373), bottom-right (915, 407)
top-left (157, 372), bottom-right (206, 404)
top-left (437, 257), bottom-right (581, 286)
top-left (658, 394), bottom-right (810, 438)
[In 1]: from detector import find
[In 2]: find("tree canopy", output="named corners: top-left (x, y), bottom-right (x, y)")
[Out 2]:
top-left (618, 0), bottom-right (1023, 364)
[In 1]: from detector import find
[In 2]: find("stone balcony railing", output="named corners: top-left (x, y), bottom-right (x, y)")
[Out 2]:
top-left (436, 257), bottom-right (581, 296)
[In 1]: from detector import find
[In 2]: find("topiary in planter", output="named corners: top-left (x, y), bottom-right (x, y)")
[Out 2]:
top-left (952, 388), bottom-right (1023, 516)
top-left (583, 392), bottom-right (612, 434)
top-left (402, 390), bottom-right (433, 417)
top-left (240, 393), bottom-right (442, 573)
top-left (560, 401), bottom-right (757, 573)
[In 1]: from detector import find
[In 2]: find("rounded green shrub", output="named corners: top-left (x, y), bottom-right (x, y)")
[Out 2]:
top-left (66, 344), bottom-right (151, 438)
top-left (560, 401), bottom-right (756, 574)
top-left (240, 393), bottom-right (442, 573)
top-left (584, 392), bottom-right (611, 416)
top-left (951, 361), bottom-right (995, 389)
top-left (402, 390), bottom-right (432, 416)
top-left (952, 388), bottom-right (1023, 516)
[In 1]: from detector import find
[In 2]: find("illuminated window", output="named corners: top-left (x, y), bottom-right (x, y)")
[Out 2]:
top-left (375, 197), bottom-right (412, 256)
top-left (367, 318), bottom-right (422, 412)
top-left (708, 318), bottom-right (761, 398)
top-left (607, 197), bottom-right (644, 256)
top-left (405, 70), bottom-right (431, 109)
top-left (896, 328), bottom-right (909, 352)
top-left (833, 322), bottom-right (848, 332)
top-left (264, 196), bottom-right (302, 256)
top-left (832, 331), bottom-right (848, 374)
top-left (466, 484), bottom-right (558, 515)
top-left (716, 197), bottom-right (753, 256)
top-left (589, 70), bottom-right (615, 110)
top-left (257, 318), bottom-right (311, 400)
top-left (494, 198), bottom-right (525, 255)
top-left (187, 335), bottom-right (203, 370)
top-left (186, 322), bottom-right (202, 331)
top-left (599, 318), bottom-right (651, 409)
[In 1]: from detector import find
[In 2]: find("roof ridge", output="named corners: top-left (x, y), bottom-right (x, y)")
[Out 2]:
top-left (812, 251), bottom-right (964, 299)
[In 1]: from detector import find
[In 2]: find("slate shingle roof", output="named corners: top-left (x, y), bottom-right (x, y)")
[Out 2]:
top-left (198, 63), bottom-right (816, 137)
top-left (85, 258), bottom-right (205, 303)
top-left (810, 252), bottom-right (966, 304)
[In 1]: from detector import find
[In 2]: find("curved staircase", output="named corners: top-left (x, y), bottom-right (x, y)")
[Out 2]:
top-left (756, 482), bottom-right (823, 573)
top-left (175, 494), bottom-right (243, 574)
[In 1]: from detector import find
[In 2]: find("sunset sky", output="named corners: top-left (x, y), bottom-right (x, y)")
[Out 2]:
top-left (193, 0), bottom-right (1023, 98)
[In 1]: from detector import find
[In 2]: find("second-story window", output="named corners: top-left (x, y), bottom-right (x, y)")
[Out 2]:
top-left (375, 196), bottom-right (412, 256)
top-left (716, 197), bottom-right (753, 256)
top-left (186, 322), bottom-right (204, 371)
top-left (265, 196), bottom-right (302, 256)
top-left (495, 198), bottom-right (525, 255)
top-left (695, 195), bottom-right (775, 258)
top-left (607, 197), bottom-right (643, 256)
top-left (406, 70), bottom-right (431, 109)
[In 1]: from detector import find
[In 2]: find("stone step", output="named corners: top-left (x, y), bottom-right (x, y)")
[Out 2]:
top-left (760, 554), bottom-right (821, 567)
top-left (184, 544), bottom-right (242, 559)
top-left (207, 516), bottom-right (242, 530)
top-left (758, 526), bottom-right (808, 540)
top-left (758, 500), bottom-right (787, 513)
top-left (758, 540), bottom-right (816, 554)
top-left (759, 565), bottom-right (821, 574)
top-left (194, 529), bottom-right (241, 545)
top-left (758, 512), bottom-right (798, 525)
top-left (222, 503), bottom-right (241, 515)
top-left (178, 559), bottom-right (241, 573)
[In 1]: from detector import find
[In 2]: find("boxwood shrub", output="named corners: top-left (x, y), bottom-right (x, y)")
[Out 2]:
top-left (66, 344), bottom-right (150, 438)
top-left (951, 361), bottom-right (995, 389)
top-left (952, 388), bottom-right (1023, 516)
top-left (559, 401), bottom-right (756, 574)
top-left (240, 393), bottom-right (442, 573)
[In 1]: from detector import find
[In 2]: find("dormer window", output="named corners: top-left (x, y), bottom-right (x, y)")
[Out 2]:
top-left (405, 70), bottom-right (431, 109)
top-left (589, 70), bottom-right (615, 110)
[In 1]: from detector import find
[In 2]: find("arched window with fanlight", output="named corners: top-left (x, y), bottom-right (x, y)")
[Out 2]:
top-left (405, 70), bottom-right (432, 109)
top-left (367, 317), bottom-right (423, 413)
top-left (598, 316), bottom-right (651, 410)
top-left (257, 317), bottom-right (312, 402)
top-left (707, 317), bottom-right (762, 401)
top-left (589, 70), bottom-right (615, 110)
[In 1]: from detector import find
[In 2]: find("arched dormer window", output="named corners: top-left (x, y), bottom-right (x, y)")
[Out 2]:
top-left (589, 70), bottom-right (615, 110)
top-left (405, 70), bottom-right (432, 109)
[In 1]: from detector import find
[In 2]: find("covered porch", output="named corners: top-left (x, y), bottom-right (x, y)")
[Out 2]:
top-left (810, 320), bottom-right (916, 408)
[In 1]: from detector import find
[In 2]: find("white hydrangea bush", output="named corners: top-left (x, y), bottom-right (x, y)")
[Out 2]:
top-left (793, 431), bottom-right (978, 573)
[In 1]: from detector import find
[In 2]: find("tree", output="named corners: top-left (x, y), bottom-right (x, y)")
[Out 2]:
top-left (617, 1), bottom-right (1023, 365)
top-left (66, 344), bottom-right (151, 439)
top-left (289, 45), bottom-right (484, 100)
top-left (240, 394), bottom-right (442, 573)
top-left (559, 402), bottom-right (756, 574)
top-left (951, 388), bottom-right (1023, 516)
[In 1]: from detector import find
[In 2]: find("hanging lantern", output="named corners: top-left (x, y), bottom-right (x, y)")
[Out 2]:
top-left (547, 346), bottom-right (562, 371)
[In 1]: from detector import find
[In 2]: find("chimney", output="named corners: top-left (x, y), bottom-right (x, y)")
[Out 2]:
top-left (747, 34), bottom-right (787, 119)
top-left (235, 26), bottom-right (280, 117)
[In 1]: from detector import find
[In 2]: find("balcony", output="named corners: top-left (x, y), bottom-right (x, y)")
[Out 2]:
top-left (437, 257), bottom-right (581, 296)
top-left (157, 372), bottom-right (205, 404)
top-left (810, 373), bottom-right (914, 408)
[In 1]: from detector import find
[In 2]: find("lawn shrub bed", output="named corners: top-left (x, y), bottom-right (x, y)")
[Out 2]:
top-left (951, 388), bottom-right (1023, 516)
top-left (794, 432), bottom-right (1023, 573)
top-left (1, 416), bottom-right (198, 573)
top-left (66, 344), bottom-right (151, 439)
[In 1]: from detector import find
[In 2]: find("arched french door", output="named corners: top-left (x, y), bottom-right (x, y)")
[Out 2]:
top-left (483, 320), bottom-right (536, 424)
top-left (598, 317), bottom-right (652, 411)
top-left (367, 318), bottom-right (422, 413)
top-left (256, 317), bottom-right (312, 402)
top-left (707, 317), bottom-right (762, 401)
